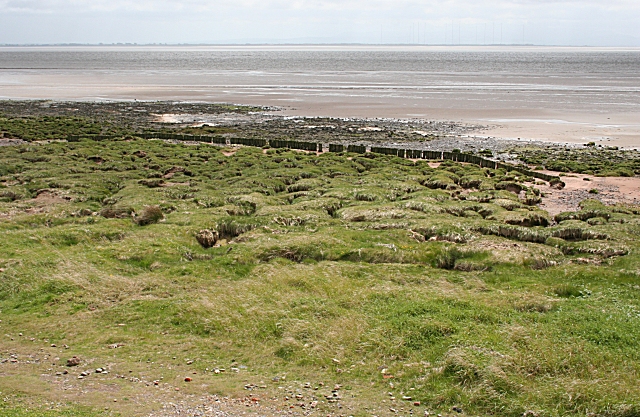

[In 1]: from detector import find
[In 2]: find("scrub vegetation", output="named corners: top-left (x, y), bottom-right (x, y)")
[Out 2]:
top-left (1, 135), bottom-right (639, 417)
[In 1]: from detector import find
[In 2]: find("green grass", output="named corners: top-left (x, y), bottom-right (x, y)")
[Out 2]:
top-left (512, 145), bottom-right (640, 176)
top-left (0, 115), bottom-right (127, 141)
top-left (1, 138), bottom-right (639, 416)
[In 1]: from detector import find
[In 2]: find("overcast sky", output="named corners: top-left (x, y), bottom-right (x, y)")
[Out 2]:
top-left (1, 0), bottom-right (639, 46)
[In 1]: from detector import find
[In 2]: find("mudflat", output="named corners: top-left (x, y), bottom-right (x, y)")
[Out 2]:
top-left (1, 45), bottom-right (639, 148)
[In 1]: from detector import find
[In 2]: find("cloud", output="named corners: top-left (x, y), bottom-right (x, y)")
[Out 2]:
top-left (0, 0), bottom-right (638, 44)
top-left (2, 0), bottom-right (638, 13)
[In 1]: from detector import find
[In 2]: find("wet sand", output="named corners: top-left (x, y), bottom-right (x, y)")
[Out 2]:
top-left (2, 76), bottom-right (638, 149)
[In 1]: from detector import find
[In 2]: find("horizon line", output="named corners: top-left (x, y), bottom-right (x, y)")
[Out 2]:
top-left (2, 42), bottom-right (637, 48)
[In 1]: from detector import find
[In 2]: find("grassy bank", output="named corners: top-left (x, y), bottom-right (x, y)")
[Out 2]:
top-left (1, 137), bottom-right (639, 416)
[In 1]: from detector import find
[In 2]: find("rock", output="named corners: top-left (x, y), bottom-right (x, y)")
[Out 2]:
top-left (66, 356), bottom-right (81, 367)
top-left (414, 401), bottom-right (421, 406)
top-left (184, 377), bottom-right (192, 382)
top-left (186, 360), bottom-right (193, 365)
top-left (402, 396), bottom-right (412, 401)
top-left (452, 406), bottom-right (463, 413)
top-left (95, 368), bottom-right (104, 373)
top-left (196, 229), bottom-right (219, 248)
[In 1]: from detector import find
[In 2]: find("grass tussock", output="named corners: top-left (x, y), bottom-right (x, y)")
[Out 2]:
top-left (1, 132), bottom-right (639, 417)
top-left (435, 247), bottom-right (489, 270)
top-left (134, 205), bottom-right (164, 226)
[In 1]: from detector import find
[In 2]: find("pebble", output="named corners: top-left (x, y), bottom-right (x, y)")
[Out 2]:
top-left (184, 377), bottom-right (192, 382)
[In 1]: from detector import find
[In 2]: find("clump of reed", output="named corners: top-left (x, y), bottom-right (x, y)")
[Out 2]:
top-left (216, 218), bottom-right (257, 240)
top-left (434, 247), bottom-right (488, 270)
top-left (134, 205), bottom-right (163, 226)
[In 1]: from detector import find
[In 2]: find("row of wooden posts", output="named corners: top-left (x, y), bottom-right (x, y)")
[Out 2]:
top-left (67, 133), bottom-right (562, 184)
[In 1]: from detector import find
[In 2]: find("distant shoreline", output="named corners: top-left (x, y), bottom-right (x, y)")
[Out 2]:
top-left (2, 44), bottom-right (640, 52)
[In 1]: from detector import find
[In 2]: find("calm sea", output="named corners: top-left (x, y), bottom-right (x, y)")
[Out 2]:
top-left (2, 47), bottom-right (639, 74)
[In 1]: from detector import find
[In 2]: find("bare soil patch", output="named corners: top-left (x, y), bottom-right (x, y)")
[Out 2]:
top-left (536, 173), bottom-right (640, 215)
top-left (32, 190), bottom-right (71, 205)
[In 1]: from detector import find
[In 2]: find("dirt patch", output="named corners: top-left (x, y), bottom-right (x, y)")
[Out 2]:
top-left (33, 190), bottom-right (71, 205)
top-left (536, 173), bottom-right (640, 216)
